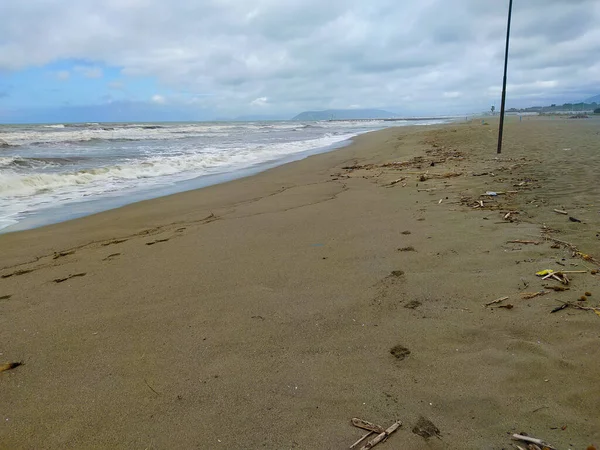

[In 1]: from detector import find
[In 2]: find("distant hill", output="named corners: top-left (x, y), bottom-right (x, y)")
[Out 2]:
top-left (584, 94), bottom-right (600, 104)
top-left (291, 109), bottom-right (399, 121)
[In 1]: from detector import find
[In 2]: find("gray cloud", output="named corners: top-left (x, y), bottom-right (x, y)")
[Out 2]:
top-left (1, 0), bottom-right (600, 115)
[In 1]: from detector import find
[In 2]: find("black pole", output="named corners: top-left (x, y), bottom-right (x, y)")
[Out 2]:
top-left (497, 0), bottom-right (513, 154)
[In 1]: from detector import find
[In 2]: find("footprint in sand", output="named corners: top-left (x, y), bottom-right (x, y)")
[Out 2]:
top-left (146, 238), bottom-right (170, 246)
top-left (1, 269), bottom-right (33, 279)
top-left (101, 239), bottom-right (128, 247)
top-left (53, 273), bottom-right (86, 283)
top-left (52, 250), bottom-right (75, 260)
top-left (102, 253), bottom-right (121, 261)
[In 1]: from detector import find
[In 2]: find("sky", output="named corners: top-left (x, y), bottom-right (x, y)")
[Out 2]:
top-left (1, 0), bottom-right (600, 123)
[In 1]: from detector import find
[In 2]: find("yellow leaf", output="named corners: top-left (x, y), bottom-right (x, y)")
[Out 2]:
top-left (536, 269), bottom-right (554, 276)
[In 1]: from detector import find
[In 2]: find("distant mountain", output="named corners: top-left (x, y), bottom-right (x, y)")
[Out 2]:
top-left (233, 114), bottom-right (286, 121)
top-left (291, 109), bottom-right (399, 121)
top-left (584, 94), bottom-right (600, 104)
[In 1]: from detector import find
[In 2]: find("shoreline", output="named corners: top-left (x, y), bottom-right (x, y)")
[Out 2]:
top-left (1, 117), bottom-right (599, 448)
top-left (1, 136), bottom-right (355, 234)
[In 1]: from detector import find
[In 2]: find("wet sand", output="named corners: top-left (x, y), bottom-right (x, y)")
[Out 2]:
top-left (1, 117), bottom-right (599, 449)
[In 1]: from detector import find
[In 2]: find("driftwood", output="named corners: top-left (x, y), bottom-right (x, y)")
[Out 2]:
top-left (350, 431), bottom-right (373, 449)
top-left (360, 421), bottom-right (402, 450)
top-left (553, 209), bottom-right (568, 215)
top-left (351, 418), bottom-right (385, 434)
top-left (387, 177), bottom-right (406, 187)
top-left (484, 296), bottom-right (508, 307)
top-left (520, 291), bottom-right (548, 299)
top-left (507, 240), bottom-right (540, 245)
top-left (511, 433), bottom-right (555, 449)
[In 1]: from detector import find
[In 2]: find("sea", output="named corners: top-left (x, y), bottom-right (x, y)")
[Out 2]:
top-left (0, 119), bottom-right (444, 232)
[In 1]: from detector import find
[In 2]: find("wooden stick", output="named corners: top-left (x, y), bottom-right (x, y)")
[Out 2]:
top-left (553, 209), bottom-right (568, 215)
top-left (360, 421), bottom-right (402, 450)
top-left (520, 291), bottom-right (548, 299)
top-left (484, 296), bottom-right (508, 307)
top-left (511, 434), bottom-right (555, 449)
top-left (507, 240), bottom-right (540, 245)
top-left (351, 418), bottom-right (385, 434)
top-left (350, 431), bottom-right (373, 449)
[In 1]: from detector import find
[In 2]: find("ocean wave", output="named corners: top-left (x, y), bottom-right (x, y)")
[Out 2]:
top-left (0, 156), bottom-right (89, 169)
top-left (0, 133), bottom-right (355, 199)
top-left (43, 124), bottom-right (66, 129)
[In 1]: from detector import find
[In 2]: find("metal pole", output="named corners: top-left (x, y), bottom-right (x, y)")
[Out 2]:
top-left (497, 0), bottom-right (513, 154)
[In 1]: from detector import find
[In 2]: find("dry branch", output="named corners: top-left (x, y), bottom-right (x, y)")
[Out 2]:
top-left (360, 421), bottom-right (402, 450)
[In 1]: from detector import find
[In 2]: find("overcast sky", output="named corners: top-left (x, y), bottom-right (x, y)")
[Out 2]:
top-left (1, 0), bottom-right (600, 122)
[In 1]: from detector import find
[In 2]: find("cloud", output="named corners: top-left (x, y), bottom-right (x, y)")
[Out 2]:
top-left (1, 0), bottom-right (600, 115)
top-left (151, 94), bottom-right (166, 104)
top-left (56, 70), bottom-right (70, 81)
top-left (250, 96), bottom-right (268, 106)
top-left (74, 66), bottom-right (103, 78)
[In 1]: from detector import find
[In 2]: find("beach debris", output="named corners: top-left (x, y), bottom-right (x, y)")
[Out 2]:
top-left (484, 296), bottom-right (509, 307)
top-left (493, 304), bottom-right (514, 310)
top-left (553, 209), bottom-right (568, 215)
top-left (585, 291), bottom-right (592, 296)
top-left (53, 272), bottom-right (86, 283)
top-left (387, 177), bottom-right (406, 187)
top-left (536, 269), bottom-right (554, 277)
top-left (508, 240), bottom-right (540, 245)
top-left (0, 362), bottom-right (23, 373)
top-left (569, 216), bottom-right (582, 223)
top-left (401, 230), bottom-right (412, 235)
top-left (543, 285), bottom-right (569, 292)
top-left (360, 421), bottom-right (402, 450)
top-left (521, 291), bottom-right (549, 300)
top-left (484, 191), bottom-right (498, 196)
top-left (351, 418), bottom-right (385, 434)
top-left (412, 416), bottom-right (441, 440)
top-left (511, 433), bottom-right (555, 449)
top-left (0, 294), bottom-right (12, 300)
top-left (350, 418), bottom-right (402, 450)
top-left (350, 431), bottom-right (373, 449)
top-left (390, 270), bottom-right (405, 277)
top-left (550, 304), bottom-right (568, 313)
top-left (579, 295), bottom-right (587, 301)
top-left (398, 246), bottom-right (416, 252)
top-left (538, 235), bottom-right (600, 264)
top-left (144, 378), bottom-right (161, 396)
top-left (438, 198), bottom-right (443, 204)
top-left (390, 344), bottom-right (411, 360)
top-left (473, 172), bottom-right (489, 176)
top-left (556, 301), bottom-right (600, 316)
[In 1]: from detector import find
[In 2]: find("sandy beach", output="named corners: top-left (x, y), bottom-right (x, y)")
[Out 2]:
top-left (1, 117), bottom-right (599, 449)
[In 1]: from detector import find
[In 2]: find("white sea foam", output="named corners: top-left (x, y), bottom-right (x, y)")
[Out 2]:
top-left (0, 133), bottom-right (355, 228)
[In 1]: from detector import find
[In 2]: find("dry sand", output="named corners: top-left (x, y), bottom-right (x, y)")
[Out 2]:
top-left (1, 116), bottom-right (599, 449)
